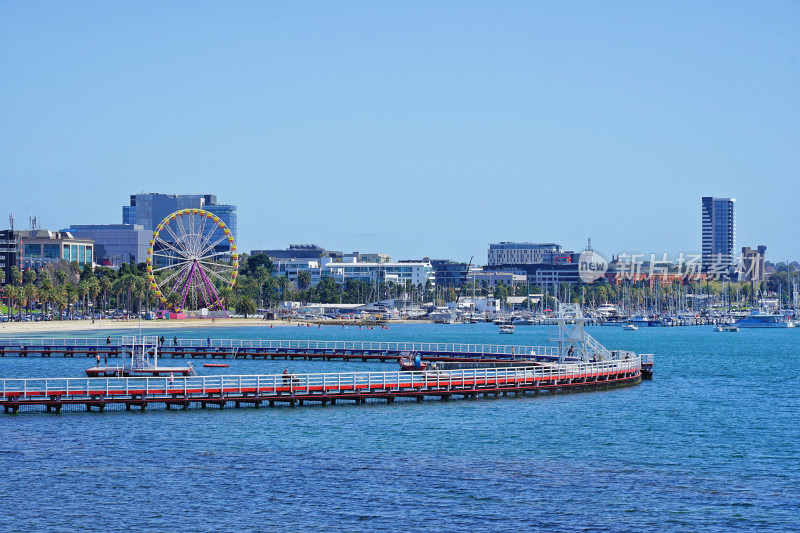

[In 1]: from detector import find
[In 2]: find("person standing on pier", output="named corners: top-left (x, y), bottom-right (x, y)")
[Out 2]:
top-left (207, 337), bottom-right (211, 347)
top-left (95, 353), bottom-right (101, 367)
top-left (173, 336), bottom-right (178, 346)
top-left (106, 336), bottom-right (111, 346)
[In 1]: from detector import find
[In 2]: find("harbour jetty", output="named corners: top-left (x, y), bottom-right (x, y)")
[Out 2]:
top-left (0, 304), bottom-right (652, 414)
top-left (1, 357), bottom-right (644, 414)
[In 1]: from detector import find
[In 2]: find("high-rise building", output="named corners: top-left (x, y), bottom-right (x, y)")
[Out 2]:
top-left (123, 193), bottom-right (237, 244)
top-left (124, 193), bottom-right (237, 264)
top-left (701, 197), bottom-right (736, 274)
top-left (0, 229), bottom-right (19, 285)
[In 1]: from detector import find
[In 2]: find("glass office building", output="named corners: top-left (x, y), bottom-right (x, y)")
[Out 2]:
top-left (66, 224), bottom-right (150, 266)
top-left (123, 193), bottom-right (238, 263)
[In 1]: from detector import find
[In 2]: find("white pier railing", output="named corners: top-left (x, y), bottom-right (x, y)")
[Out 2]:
top-left (0, 338), bottom-right (560, 358)
top-left (0, 356), bottom-right (641, 400)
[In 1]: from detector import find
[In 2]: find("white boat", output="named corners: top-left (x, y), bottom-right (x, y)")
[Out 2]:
top-left (735, 309), bottom-right (795, 328)
top-left (498, 324), bottom-right (515, 334)
top-left (714, 325), bottom-right (739, 332)
top-left (621, 324), bottom-right (638, 331)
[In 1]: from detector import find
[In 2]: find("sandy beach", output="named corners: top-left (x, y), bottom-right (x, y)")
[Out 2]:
top-left (0, 317), bottom-right (426, 335)
top-left (0, 318), bottom-right (294, 334)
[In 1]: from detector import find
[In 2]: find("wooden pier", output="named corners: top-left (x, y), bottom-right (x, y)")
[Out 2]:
top-left (0, 338), bottom-right (571, 364)
top-left (0, 357), bottom-right (643, 414)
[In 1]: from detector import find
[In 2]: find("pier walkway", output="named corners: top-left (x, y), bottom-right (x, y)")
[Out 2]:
top-left (0, 338), bottom-right (566, 363)
top-left (0, 356), bottom-right (642, 414)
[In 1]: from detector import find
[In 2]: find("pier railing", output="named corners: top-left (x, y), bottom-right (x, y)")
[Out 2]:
top-left (0, 338), bottom-right (560, 358)
top-left (0, 356), bottom-right (641, 399)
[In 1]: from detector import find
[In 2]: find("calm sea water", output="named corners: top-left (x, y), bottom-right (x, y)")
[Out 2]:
top-left (1, 323), bottom-right (799, 532)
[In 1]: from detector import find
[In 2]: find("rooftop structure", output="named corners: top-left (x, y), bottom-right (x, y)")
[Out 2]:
top-left (252, 244), bottom-right (342, 262)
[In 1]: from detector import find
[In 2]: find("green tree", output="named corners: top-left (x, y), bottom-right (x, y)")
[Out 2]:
top-left (235, 295), bottom-right (257, 317)
top-left (166, 291), bottom-right (182, 311)
top-left (317, 277), bottom-right (341, 304)
top-left (297, 270), bottom-right (312, 291)
top-left (11, 266), bottom-right (22, 286)
top-left (247, 253), bottom-right (273, 276)
top-left (24, 283), bottom-right (38, 320)
top-left (5, 285), bottom-right (17, 320)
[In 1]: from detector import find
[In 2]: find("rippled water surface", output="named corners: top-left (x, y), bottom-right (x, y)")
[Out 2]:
top-left (1, 323), bottom-right (799, 532)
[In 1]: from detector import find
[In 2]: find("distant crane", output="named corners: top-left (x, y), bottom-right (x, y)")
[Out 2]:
top-left (454, 256), bottom-right (474, 312)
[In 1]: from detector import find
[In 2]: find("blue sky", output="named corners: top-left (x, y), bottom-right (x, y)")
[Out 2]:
top-left (1, 2), bottom-right (798, 264)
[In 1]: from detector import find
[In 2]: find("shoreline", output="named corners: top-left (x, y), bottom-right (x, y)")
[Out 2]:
top-left (0, 318), bottom-right (431, 335)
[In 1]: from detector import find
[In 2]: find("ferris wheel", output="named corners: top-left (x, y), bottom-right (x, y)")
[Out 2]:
top-left (146, 209), bottom-right (238, 311)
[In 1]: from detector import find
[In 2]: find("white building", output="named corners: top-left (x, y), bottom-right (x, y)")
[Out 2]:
top-left (488, 242), bottom-right (563, 266)
top-left (472, 271), bottom-right (526, 288)
top-left (273, 259), bottom-right (322, 286)
top-left (323, 260), bottom-right (434, 286)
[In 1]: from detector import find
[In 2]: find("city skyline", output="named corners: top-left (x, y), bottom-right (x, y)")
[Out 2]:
top-left (1, 3), bottom-right (798, 261)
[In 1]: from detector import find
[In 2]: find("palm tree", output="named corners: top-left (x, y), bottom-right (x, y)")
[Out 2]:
top-left (88, 278), bottom-right (100, 317)
top-left (235, 295), bottom-right (257, 318)
top-left (24, 284), bottom-right (38, 321)
top-left (166, 291), bottom-right (181, 311)
top-left (133, 276), bottom-right (146, 316)
top-left (77, 280), bottom-right (89, 317)
top-left (64, 283), bottom-right (77, 320)
top-left (5, 285), bottom-right (17, 321)
top-left (99, 276), bottom-right (112, 314)
top-left (54, 288), bottom-right (67, 320)
top-left (39, 277), bottom-right (53, 316)
top-left (16, 290), bottom-right (27, 322)
top-left (297, 270), bottom-right (312, 291)
top-left (253, 265), bottom-right (271, 308)
top-left (122, 274), bottom-right (137, 318)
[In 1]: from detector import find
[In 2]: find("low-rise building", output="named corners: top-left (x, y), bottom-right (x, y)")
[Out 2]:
top-left (738, 245), bottom-right (767, 282)
top-left (17, 230), bottom-right (94, 269)
top-left (323, 261), bottom-right (434, 286)
top-left (472, 271), bottom-right (526, 288)
top-left (273, 259), bottom-right (323, 286)
top-left (488, 242), bottom-right (564, 266)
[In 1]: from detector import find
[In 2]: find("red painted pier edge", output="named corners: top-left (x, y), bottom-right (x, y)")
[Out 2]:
top-left (1, 361), bottom-right (643, 414)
